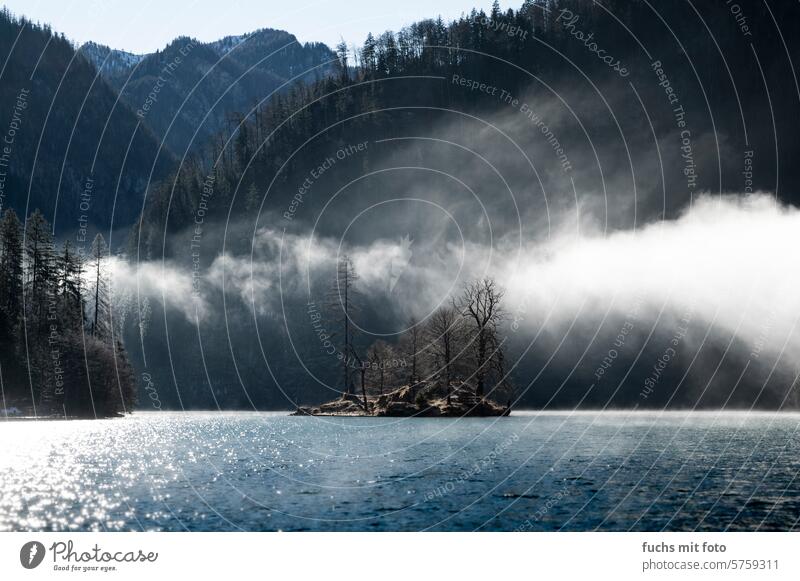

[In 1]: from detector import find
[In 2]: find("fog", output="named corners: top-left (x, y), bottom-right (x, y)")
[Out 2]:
top-left (115, 192), bottom-right (799, 380)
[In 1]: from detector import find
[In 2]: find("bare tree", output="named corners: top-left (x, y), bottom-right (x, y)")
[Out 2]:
top-left (89, 233), bottom-right (110, 339)
top-left (325, 255), bottom-right (360, 395)
top-left (427, 306), bottom-right (460, 405)
top-left (349, 348), bottom-right (369, 411)
top-left (457, 277), bottom-right (505, 398)
top-left (367, 339), bottom-right (394, 395)
top-left (399, 317), bottom-right (423, 386)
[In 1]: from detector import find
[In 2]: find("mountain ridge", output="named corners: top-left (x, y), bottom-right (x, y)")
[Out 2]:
top-left (77, 28), bottom-right (336, 154)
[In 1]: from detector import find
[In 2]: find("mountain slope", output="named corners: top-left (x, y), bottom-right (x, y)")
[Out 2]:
top-left (127, 0), bottom-right (800, 411)
top-left (79, 29), bottom-right (336, 155)
top-left (0, 8), bottom-right (173, 233)
top-left (79, 41), bottom-right (145, 77)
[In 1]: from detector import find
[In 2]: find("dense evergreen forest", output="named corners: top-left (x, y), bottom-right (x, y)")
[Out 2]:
top-left (0, 208), bottom-right (136, 417)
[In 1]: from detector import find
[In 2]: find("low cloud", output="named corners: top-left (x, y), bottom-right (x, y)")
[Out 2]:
top-left (111, 193), bottom-right (800, 374)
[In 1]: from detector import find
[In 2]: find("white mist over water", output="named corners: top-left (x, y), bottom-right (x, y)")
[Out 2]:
top-left (500, 193), bottom-right (800, 363)
top-left (113, 193), bottom-right (800, 368)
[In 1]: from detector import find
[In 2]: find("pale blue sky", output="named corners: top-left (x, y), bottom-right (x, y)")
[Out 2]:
top-left (2, 0), bottom-right (506, 54)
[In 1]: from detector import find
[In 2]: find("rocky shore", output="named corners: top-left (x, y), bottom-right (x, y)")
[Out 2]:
top-left (292, 383), bottom-right (511, 417)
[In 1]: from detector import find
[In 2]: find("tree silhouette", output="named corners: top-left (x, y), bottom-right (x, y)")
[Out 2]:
top-left (457, 277), bottom-right (505, 398)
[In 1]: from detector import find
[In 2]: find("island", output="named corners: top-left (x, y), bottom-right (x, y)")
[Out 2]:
top-left (293, 263), bottom-right (515, 417)
top-left (292, 264), bottom-right (515, 418)
top-left (293, 382), bottom-right (510, 417)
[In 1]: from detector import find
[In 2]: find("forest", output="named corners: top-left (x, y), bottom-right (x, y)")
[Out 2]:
top-left (134, 0), bottom-right (800, 249)
top-left (0, 208), bottom-right (135, 417)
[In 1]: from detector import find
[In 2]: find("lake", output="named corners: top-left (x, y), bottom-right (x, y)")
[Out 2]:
top-left (0, 411), bottom-right (798, 531)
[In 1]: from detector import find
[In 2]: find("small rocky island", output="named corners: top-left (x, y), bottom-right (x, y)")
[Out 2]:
top-left (293, 381), bottom-right (511, 417)
top-left (296, 265), bottom-right (513, 418)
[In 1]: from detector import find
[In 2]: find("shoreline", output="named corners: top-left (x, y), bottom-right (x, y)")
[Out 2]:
top-left (1, 413), bottom-right (125, 421)
top-left (4, 409), bottom-right (800, 421)
top-left (292, 385), bottom-right (512, 418)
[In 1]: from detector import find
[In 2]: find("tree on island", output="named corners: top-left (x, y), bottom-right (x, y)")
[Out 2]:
top-left (351, 349), bottom-right (369, 412)
top-left (326, 254), bottom-right (361, 396)
top-left (367, 339), bottom-right (394, 395)
top-left (295, 275), bottom-right (512, 416)
top-left (24, 209), bottom-right (56, 336)
top-left (456, 278), bottom-right (506, 398)
top-left (398, 317), bottom-right (422, 388)
top-left (355, 277), bottom-right (511, 405)
top-left (58, 240), bottom-right (84, 326)
top-left (427, 305), bottom-right (460, 406)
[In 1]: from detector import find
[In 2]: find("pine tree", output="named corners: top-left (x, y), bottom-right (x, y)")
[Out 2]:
top-left (57, 240), bottom-right (84, 332)
top-left (19, 210), bottom-right (57, 410)
top-left (0, 209), bottom-right (23, 321)
top-left (23, 210), bottom-right (55, 329)
top-left (234, 117), bottom-right (251, 172)
top-left (89, 233), bottom-right (110, 339)
top-left (361, 33), bottom-right (377, 73)
top-left (0, 209), bottom-right (23, 387)
top-left (245, 182), bottom-right (260, 213)
top-left (335, 39), bottom-right (349, 81)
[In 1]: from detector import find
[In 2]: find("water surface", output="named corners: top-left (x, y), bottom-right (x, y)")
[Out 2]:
top-left (1, 411), bottom-right (798, 531)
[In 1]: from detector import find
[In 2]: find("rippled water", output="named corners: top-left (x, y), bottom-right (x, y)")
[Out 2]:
top-left (1, 411), bottom-right (799, 531)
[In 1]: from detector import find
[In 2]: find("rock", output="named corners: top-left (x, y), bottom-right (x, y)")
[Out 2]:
top-left (293, 383), bottom-right (511, 417)
top-left (393, 385), bottom-right (419, 403)
top-left (377, 401), bottom-right (418, 416)
top-left (318, 399), bottom-right (364, 415)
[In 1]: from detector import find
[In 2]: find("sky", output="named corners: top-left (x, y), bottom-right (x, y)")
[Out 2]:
top-left (1, 0), bottom-right (504, 54)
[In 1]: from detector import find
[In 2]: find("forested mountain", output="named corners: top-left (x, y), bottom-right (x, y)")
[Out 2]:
top-left (3, 0), bottom-right (799, 413)
top-left (135, 0), bottom-right (800, 247)
top-left (122, 0), bottom-right (800, 411)
top-left (0, 8), bottom-right (173, 233)
top-left (79, 29), bottom-right (336, 155)
top-left (0, 8), bottom-right (334, 237)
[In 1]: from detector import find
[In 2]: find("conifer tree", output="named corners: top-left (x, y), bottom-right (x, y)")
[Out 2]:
top-left (23, 210), bottom-right (55, 329)
top-left (89, 233), bottom-right (110, 339)
top-left (0, 209), bottom-right (23, 322)
top-left (58, 240), bottom-right (84, 332)
top-left (0, 209), bottom-right (23, 384)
